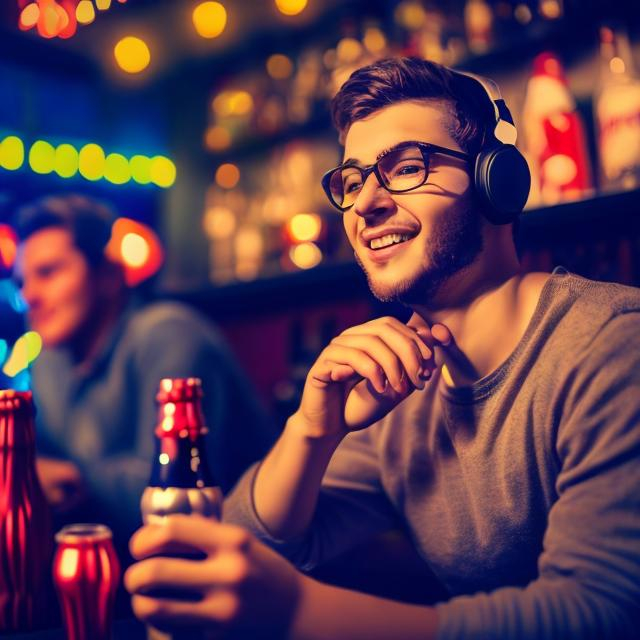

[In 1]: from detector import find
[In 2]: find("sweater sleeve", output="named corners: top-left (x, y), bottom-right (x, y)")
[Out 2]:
top-left (224, 426), bottom-right (399, 570)
top-left (436, 312), bottom-right (640, 639)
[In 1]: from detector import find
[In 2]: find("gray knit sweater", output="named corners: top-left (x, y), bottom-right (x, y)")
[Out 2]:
top-left (225, 268), bottom-right (640, 639)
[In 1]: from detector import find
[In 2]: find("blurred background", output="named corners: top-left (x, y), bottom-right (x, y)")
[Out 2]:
top-left (0, 0), bottom-right (639, 423)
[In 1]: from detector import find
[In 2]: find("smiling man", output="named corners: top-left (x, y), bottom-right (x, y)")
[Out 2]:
top-left (125, 58), bottom-right (640, 639)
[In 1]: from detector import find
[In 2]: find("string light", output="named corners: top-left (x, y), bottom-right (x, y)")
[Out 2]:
top-left (0, 136), bottom-right (25, 171)
top-left (0, 135), bottom-right (174, 188)
top-left (192, 2), bottom-right (227, 39)
top-left (274, 0), bottom-right (308, 17)
top-left (114, 36), bottom-right (151, 74)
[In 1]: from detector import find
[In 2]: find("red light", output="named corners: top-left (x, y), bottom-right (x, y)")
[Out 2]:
top-left (105, 218), bottom-right (164, 287)
top-left (0, 225), bottom-right (18, 272)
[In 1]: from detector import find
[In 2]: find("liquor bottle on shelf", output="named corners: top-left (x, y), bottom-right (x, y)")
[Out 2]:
top-left (522, 52), bottom-right (594, 205)
top-left (464, 0), bottom-right (494, 54)
top-left (140, 377), bottom-right (222, 640)
top-left (0, 390), bottom-right (53, 632)
top-left (595, 25), bottom-right (640, 193)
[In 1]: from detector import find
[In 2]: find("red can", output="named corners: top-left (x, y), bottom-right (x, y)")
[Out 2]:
top-left (52, 524), bottom-right (121, 640)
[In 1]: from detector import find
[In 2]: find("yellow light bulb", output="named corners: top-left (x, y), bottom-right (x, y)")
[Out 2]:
top-left (149, 156), bottom-right (176, 188)
top-left (192, 1), bottom-right (227, 39)
top-left (78, 143), bottom-right (105, 181)
top-left (54, 143), bottom-right (79, 178)
top-left (29, 140), bottom-right (55, 174)
top-left (274, 0), bottom-right (308, 17)
top-left (114, 36), bottom-right (151, 74)
top-left (0, 136), bottom-right (25, 171)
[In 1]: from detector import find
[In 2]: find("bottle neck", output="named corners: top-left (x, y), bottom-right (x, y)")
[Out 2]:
top-left (0, 392), bottom-right (36, 450)
top-left (148, 433), bottom-right (215, 488)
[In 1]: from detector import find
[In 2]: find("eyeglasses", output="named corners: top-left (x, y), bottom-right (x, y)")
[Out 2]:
top-left (321, 141), bottom-right (470, 212)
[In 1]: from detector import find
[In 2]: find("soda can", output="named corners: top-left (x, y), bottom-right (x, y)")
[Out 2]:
top-left (52, 523), bottom-right (120, 640)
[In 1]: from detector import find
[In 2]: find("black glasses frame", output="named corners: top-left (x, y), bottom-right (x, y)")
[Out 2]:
top-left (321, 141), bottom-right (471, 212)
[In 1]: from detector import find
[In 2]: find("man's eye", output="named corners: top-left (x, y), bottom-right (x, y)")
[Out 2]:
top-left (343, 178), bottom-right (363, 194)
top-left (390, 161), bottom-right (424, 177)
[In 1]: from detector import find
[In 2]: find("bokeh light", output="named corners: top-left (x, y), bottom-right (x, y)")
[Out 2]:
top-left (54, 143), bottom-right (79, 178)
top-left (215, 163), bottom-right (240, 189)
top-left (78, 143), bottom-right (106, 181)
top-left (266, 54), bottom-right (294, 79)
top-left (19, 3), bottom-right (40, 30)
top-left (29, 140), bottom-right (55, 174)
top-left (114, 36), bottom-right (151, 74)
top-left (106, 218), bottom-right (165, 286)
top-left (192, 2), bottom-right (227, 39)
top-left (274, 0), bottom-right (308, 17)
top-left (203, 206), bottom-right (237, 239)
top-left (0, 136), bottom-right (25, 171)
top-left (130, 155), bottom-right (152, 184)
top-left (0, 225), bottom-right (18, 271)
top-left (2, 331), bottom-right (42, 378)
top-left (121, 232), bottom-right (150, 268)
top-left (96, 0), bottom-right (112, 9)
top-left (104, 152), bottom-right (131, 184)
top-left (76, 0), bottom-right (96, 24)
top-left (204, 125), bottom-right (232, 151)
top-left (287, 213), bottom-right (322, 242)
top-left (149, 156), bottom-right (177, 188)
top-left (289, 242), bottom-right (322, 269)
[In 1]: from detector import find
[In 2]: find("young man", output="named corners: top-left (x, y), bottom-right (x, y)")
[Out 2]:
top-left (15, 194), bottom-right (277, 556)
top-left (124, 58), bottom-right (640, 638)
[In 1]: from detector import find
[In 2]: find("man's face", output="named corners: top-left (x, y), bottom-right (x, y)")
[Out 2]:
top-left (18, 227), bottom-right (98, 348)
top-left (341, 100), bottom-right (484, 306)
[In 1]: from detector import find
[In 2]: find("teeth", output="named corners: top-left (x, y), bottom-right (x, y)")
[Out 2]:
top-left (370, 233), bottom-right (411, 250)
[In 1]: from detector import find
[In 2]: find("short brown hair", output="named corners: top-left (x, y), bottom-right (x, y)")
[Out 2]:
top-left (331, 57), bottom-right (495, 154)
top-left (15, 194), bottom-right (115, 269)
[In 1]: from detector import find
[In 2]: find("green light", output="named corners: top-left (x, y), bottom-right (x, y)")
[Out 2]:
top-left (130, 154), bottom-right (151, 184)
top-left (104, 153), bottom-right (131, 184)
top-left (78, 143), bottom-right (105, 181)
top-left (29, 140), bottom-right (55, 174)
top-left (55, 144), bottom-right (79, 178)
top-left (0, 136), bottom-right (25, 171)
top-left (149, 155), bottom-right (176, 188)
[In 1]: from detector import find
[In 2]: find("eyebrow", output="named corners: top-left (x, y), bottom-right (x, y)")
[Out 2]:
top-left (343, 142), bottom-right (413, 166)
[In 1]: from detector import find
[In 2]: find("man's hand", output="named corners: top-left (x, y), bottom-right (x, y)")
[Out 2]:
top-left (36, 456), bottom-right (86, 513)
top-left (295, 316), bottom-right (448, 437)
top-left (124, 515), bottom-right (302, 637)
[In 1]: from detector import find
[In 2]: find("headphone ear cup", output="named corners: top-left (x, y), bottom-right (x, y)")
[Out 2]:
top-left (474, 144), bottom-right (531, 225)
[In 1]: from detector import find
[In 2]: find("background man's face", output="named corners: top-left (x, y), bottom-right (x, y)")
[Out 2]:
top-left (18, 227), bottom-right (98, 348)
top-left (341, 100), bottom-right (484, 306)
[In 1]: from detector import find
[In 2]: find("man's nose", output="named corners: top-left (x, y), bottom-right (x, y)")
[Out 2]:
top-left (353, 172), bottom-right (394, 218)
top-left (21, 279), bottom-right (38, 308)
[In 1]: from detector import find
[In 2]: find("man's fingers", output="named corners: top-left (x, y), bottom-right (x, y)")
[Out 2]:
top-left (125, 551), bottom-right (251, 595)
top-left (130, 515), bottom-right (250, 560)
top-left (343, 317), bottom-right (433, 362)
top-left (311, 344), bottom-right (387, 394)
top-left (131, 590), bottom-right (241, 629)
top-left (330, 335), bottom-right (409, 392)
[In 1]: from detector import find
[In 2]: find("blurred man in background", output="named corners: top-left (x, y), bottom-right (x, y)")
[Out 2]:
top-left (15, 194), bottom-right (278, 559)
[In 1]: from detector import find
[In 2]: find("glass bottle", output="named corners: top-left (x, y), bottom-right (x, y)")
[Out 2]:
top-left (595, 25), bottom-right (640, 192)
top-left (0, 390), bottom-right (53, 631)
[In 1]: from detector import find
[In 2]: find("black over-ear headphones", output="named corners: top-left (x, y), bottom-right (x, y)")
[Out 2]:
top-left (451, 70), bottom-right (531, 225)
